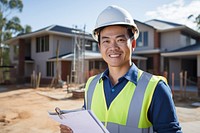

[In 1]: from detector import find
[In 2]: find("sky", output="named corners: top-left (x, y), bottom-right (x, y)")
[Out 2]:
top-left (16, 0), bottom-right (200, 33)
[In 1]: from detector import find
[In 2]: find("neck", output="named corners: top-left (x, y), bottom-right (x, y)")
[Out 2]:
top-left (108, 62), bottom-right (132, 85)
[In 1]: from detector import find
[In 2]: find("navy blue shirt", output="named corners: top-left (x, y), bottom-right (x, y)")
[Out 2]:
top-left (84, 63), bottom-right (182, 133)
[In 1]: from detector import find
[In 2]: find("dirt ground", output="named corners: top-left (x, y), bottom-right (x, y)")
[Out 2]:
top-left (0, 85), bottom-right (200, 133)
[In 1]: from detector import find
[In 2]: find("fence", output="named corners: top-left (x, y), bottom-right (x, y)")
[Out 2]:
top-left (165, 71), bottom-right (198, 98)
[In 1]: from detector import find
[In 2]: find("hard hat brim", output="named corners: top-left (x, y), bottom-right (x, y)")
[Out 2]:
top-left (92, 22), bottom-right (139, 42)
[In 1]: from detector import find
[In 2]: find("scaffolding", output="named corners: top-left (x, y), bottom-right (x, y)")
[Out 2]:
top-left (70, 25), bottom-right (86, 84)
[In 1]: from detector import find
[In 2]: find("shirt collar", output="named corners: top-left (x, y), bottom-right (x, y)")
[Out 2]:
top-left (101, 68), bottom-right (109, 81)
top-left (124, 63), bottom-right (138, 85)
top-left (100, 63), bottom-right (138, 85)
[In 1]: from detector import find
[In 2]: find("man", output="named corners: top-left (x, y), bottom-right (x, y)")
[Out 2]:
top-left (60, 5), bottom-right (182, 133)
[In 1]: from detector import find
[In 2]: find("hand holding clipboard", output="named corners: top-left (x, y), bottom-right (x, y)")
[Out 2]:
top-left (48, 107), bottom-right (109, 133)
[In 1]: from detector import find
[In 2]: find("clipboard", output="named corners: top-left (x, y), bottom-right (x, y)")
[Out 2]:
top-left (48, 107), bottom-right (109, 133)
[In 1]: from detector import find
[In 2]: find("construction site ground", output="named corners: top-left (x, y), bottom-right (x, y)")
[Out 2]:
top-left (0, 85), bottom-right (200, 133)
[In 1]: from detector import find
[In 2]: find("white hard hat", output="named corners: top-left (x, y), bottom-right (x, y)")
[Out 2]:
top-left (92, 5), bottom-right (139, 41)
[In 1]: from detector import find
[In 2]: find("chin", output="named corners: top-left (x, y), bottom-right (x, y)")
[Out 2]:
top-left (108, 63), bottom-right (123, 67)
top-left (108, 61), bottom-right (130, 68)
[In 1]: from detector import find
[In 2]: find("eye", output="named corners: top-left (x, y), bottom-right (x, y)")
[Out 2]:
top-left (119, 39), bottom-right (125, 42)
top-left (117, 38), bottom-right (126, 43)
top-left (102, 40), bottom-right (110, 44)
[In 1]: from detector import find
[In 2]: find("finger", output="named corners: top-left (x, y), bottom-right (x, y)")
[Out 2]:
top-left (60, 128), bottom-right (73, 133)
top-left (60, 124), bottom-right (67, 129)
top-left (60, 124), bottom-right (73, 133)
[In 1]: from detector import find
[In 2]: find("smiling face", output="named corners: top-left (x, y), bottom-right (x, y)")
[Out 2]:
top-left (98, 25), bottom-right (133, 69)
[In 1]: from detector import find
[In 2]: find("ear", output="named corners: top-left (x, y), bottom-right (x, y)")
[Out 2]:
top-left (132, 39), bottom-right (136, 48)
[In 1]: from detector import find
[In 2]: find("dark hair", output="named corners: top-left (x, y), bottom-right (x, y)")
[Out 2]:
top-left (96, 27), bottom-right (103, 43)
top-left (127, 28), bottom-right (134, 40)
top-left (98, 33), bottom-right (101, 43)
top-left (97, 25), bottom-right (135, 43)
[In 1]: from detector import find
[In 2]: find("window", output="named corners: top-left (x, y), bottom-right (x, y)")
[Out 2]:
top-left (136, 31), bottom-right (148, 47)
top-left (85, 41), bottom-right (99, 52)
top-left (180, 33), bottom-right (197, 46)
top-left (36, 35), bottom-right (49, 52)
top-left (89, 60), bottom-right (107, 70)
top-left (46, 62), bottom-right (54, 77)
top-left (85, 40), bottom-right (92, 50)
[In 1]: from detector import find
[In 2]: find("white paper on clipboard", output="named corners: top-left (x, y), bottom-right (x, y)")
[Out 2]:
top-left (48, 109), bottom-right (109, 133)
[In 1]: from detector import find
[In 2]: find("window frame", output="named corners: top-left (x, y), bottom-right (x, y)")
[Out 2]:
top-left (46, 61), bottom-right (54, 77)
top-left (36, 35), bottom-right (49, 53)
top-left (136, 31), bottom-right (148, 47)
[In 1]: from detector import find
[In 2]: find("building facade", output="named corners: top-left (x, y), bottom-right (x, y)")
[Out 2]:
top-left (134, 19), bottom-right (200, 96)
top-left (6, 20), bottom-right (200, 95)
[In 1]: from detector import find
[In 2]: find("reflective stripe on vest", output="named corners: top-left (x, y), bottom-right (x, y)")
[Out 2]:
top-left (86, 72), bottom-right (155, 133)
top-left (87, 74), bottom-right (101, 109)
top-left (105, 122), bottom-right (153, 133)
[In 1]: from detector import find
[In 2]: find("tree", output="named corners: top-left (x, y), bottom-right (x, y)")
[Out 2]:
top-left (188, 14), bottom-right (200, 31)
top-left (0, 0), bottom-right (31, 66)
top-left (194, 15), bottom-right (200, 31)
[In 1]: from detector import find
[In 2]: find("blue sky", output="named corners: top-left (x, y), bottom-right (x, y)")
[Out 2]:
top-left (17, 0), bottom-right (199, 33)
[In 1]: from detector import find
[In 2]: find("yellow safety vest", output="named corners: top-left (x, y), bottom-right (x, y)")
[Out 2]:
top-left (85, 70), bottom-right (167, 133)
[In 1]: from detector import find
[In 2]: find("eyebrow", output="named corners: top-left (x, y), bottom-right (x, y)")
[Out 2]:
top-left (101, 36), bottom-right (109, 40)
top-left (101, 34), bottom-right (126, 40)
top-left (116, 34), bottom-right (126, 38)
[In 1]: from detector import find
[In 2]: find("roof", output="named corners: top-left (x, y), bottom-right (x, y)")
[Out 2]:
top-left (25, 25), bottom-right (91, 36)
top-left (5, 25), bottom-right (93, 44)
top-left (134, 20), bottom-right (155, 29)
top-left (161, 43), bottom-right (200, 57)
top-left (145, 19), bottom-right (200, 37)
top-left (171, 44), bottom-right (200, 52)
top-left (145, 19), bottom-right (183, 30)
top-left (49, 52), bottom-right (73, 59)
top-left (48, 25), bottom-right (91, 35)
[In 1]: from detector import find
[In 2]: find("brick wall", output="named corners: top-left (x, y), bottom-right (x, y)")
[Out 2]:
top-left (18, 39), bottom-right (25, 83)
top-left (154, 31), bottom-right (160, 49)
top-left (153, 54), bottom-right (160, 75)
top-left (153, 30), bottom-right (161, 75)
top-left (61, 61), bottom-right (71, 81)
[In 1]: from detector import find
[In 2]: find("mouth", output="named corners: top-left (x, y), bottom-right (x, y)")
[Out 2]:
top-left (109, 53), bottom-right (121, 58)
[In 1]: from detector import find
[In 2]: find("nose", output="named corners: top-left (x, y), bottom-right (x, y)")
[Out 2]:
top-left (110, 40), bottom-right (119, 49)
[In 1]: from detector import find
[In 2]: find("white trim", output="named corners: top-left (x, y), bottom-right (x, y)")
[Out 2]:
top-left (134, 49), bottom-right (160, 54)
top-left (132, 56), bottom-right (147, 60)
top-left (156, 26), bottom-right (185, 32)
top-left (161, 51), bottom-right (200, 57)
top-left (61, 53), bottom-right (74, 59)
top-left (45, 25), bottom-right (56, 31)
